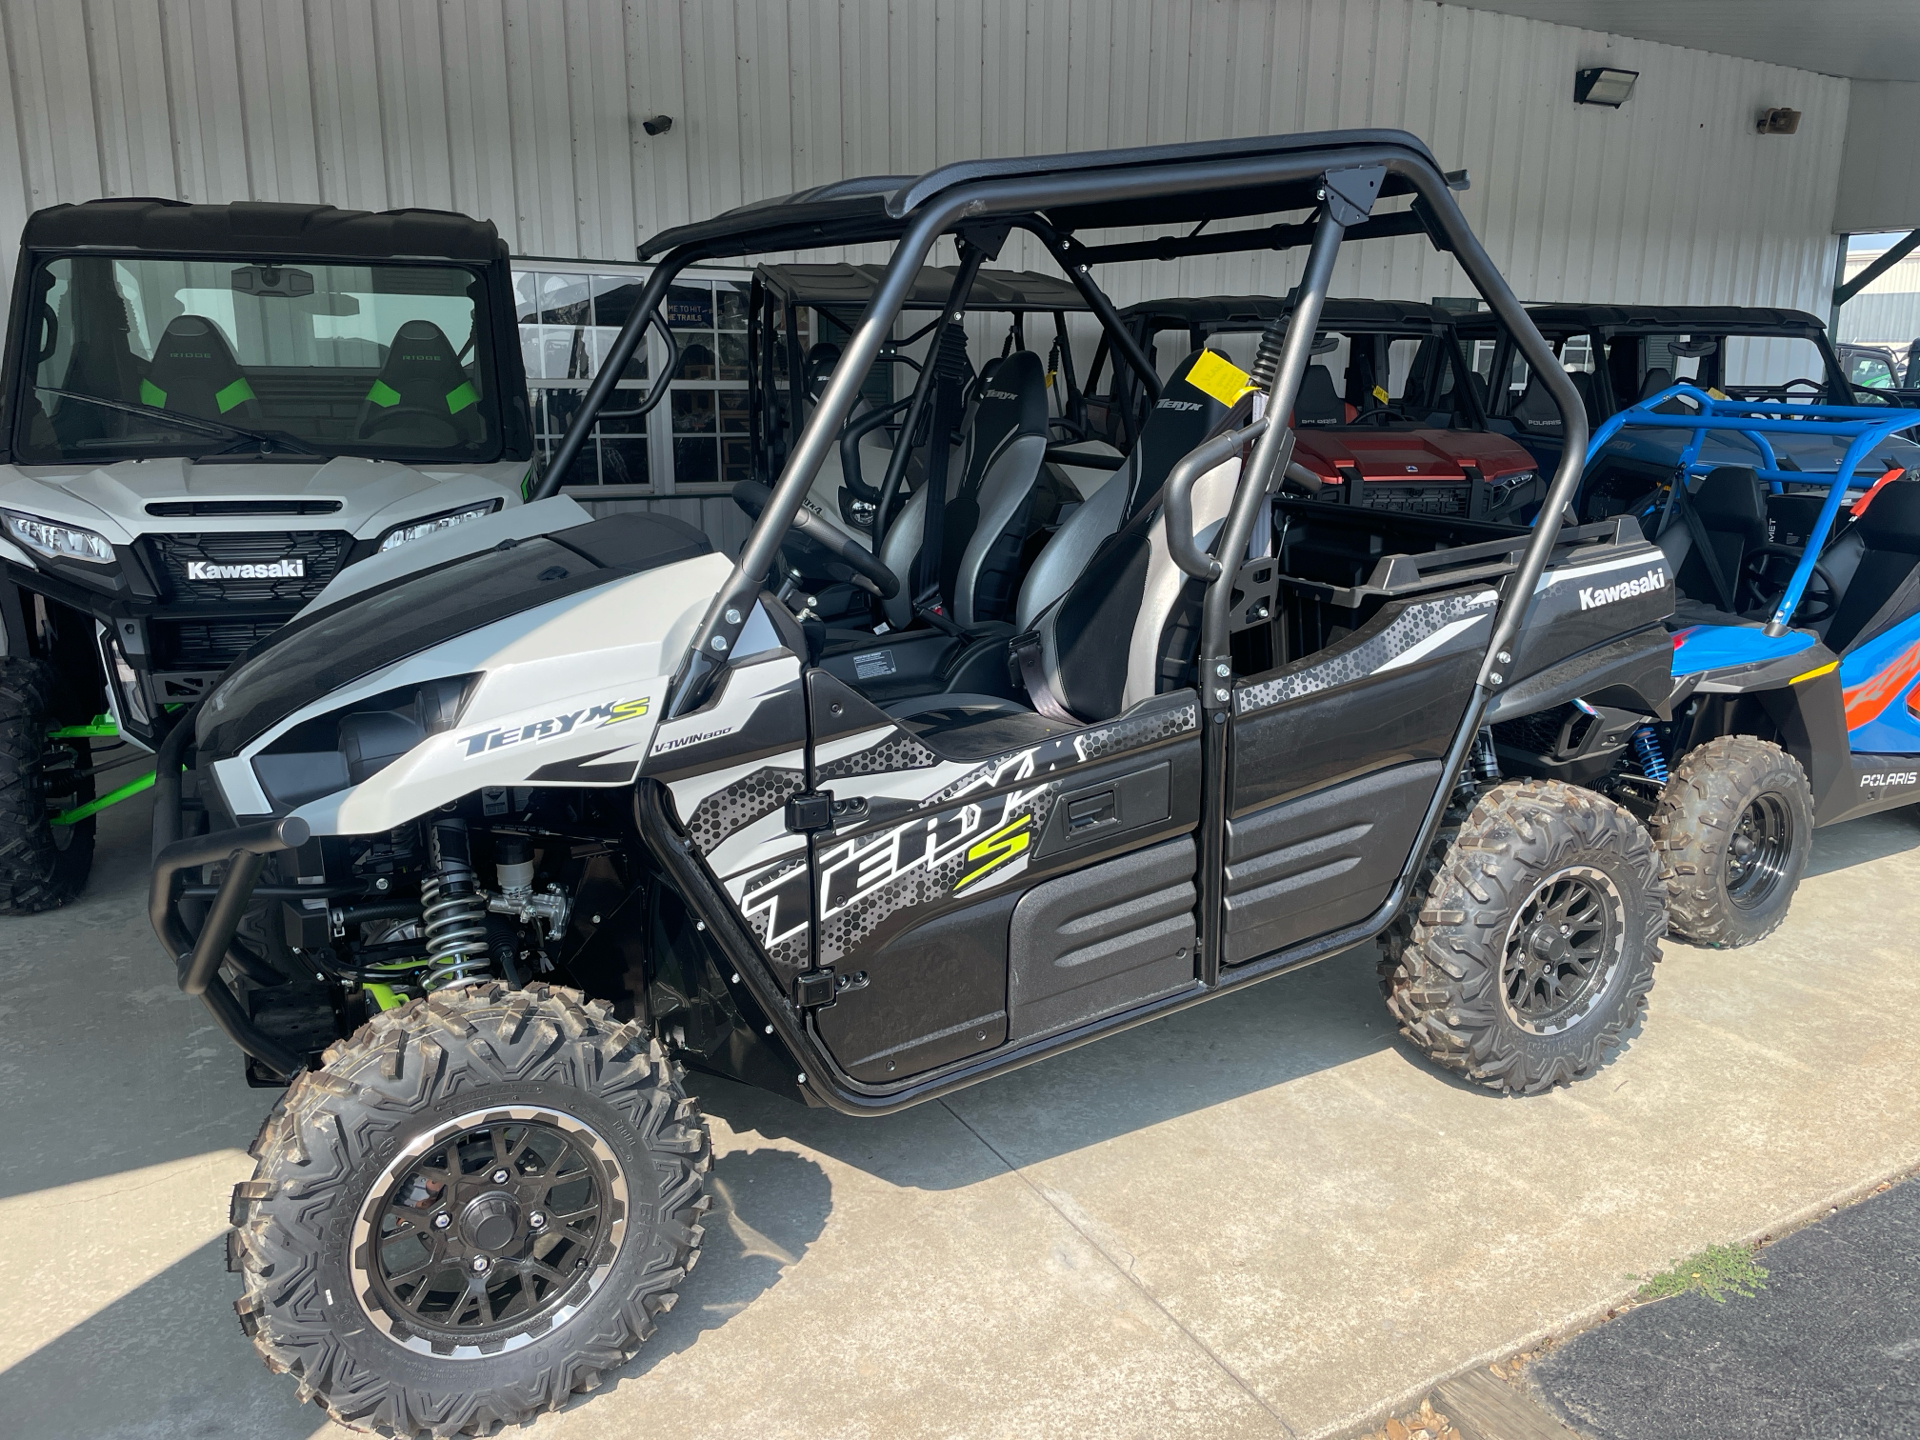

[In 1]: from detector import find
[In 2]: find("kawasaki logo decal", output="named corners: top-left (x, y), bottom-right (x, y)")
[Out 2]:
top-left (1578, 567), bottom-right (1667, 611)
top-left (459, 697), bottom-right (650, 758)
top-left (185, 559), bottom-right (305, 581)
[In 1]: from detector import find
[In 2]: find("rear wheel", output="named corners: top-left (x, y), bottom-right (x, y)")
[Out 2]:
top-left (1379, 779), bottom-right (1665, 1094)
top-left (230, 983), bottom-right (711, 1437)
top-left (0, 656), bottom-right (94, 913)
top-left (1652, 736), bottom-right (1813, 948)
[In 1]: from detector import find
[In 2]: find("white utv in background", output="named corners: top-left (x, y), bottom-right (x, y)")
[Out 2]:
top-left (0, 199), bottom-right (531, 909)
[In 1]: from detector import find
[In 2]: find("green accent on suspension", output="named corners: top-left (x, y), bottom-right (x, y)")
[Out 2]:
top-left (364, 983), bottom-right (404, 1012)
top-left (367, 379), bottom-right (402, 408)
top-left (47, 713), bottom-right (119, 740)
top-left (214, 377), bottom-right (255, 413)
top-left (139, 378), bottom-right (167, 409)
top-left (51, 768), bottom-right (154, 826)
top-left (445, 381), bottom-right (478, 414)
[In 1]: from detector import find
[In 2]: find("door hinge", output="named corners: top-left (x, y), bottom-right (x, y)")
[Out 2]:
top-left (785, 790), bottom-right (834, 832)
top-left (793, 969), bottom-right (838, 1009)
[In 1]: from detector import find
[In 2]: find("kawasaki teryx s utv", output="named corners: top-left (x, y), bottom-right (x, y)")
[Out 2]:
top-left (152, 132), bottom-right (1677, 1436)
top-left (0, 199), bottom-right (531, 909)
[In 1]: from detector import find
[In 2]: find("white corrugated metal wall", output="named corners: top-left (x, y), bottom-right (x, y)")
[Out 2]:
top-left (1838, 248), bottom-right (1920, 347)
top-left (0, 0), bottom-right (1856, 546)
top-left (1, 0), bottom-right (1850, 308)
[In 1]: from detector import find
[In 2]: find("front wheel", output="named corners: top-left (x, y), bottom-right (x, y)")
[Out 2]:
top-left (230, 983), bottom-right (711, 1437)
top-left (1652, 735), bottom-right (1813, 947)
top-left (1379, 779), bottom-right (1666, 1094)
top-left (0, 656), bottom-right (94, 913)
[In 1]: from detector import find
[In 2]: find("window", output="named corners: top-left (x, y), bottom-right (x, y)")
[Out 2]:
top-left (20, 255), bottom-right (500, 464)
top-left (512, 262), bottom-right (753, 492)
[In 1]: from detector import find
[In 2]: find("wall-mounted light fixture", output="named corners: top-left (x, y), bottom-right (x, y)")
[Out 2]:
top-left (1756, 108), bottom-right (1801, 135)
top-left (1574, 67), bottom-right (1639, 107)
top-left (641, 114), bottom-right (674, 136)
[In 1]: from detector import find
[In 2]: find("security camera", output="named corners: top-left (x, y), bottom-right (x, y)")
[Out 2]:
top-left (1756, 108), bottom-right (1801, 135)
top-left (641, 115), bottom-right (674, 137)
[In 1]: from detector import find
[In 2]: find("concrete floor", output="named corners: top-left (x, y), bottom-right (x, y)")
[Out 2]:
top-left (2, 795), bottom-right (1918, 1440)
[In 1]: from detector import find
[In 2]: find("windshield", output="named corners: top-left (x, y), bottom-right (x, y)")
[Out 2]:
top-left (15, 255), bottom-right (502, 464)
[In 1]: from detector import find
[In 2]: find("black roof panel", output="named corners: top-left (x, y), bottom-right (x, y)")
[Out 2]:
top-left (1121, 294), bottom-right (1455, 330)
top-left (1454, 303), bottom-right (1828, 336)
top-left (20, 199), bottom-right (506, 264)
top-left (641, 129), bottom-right (1441, 261)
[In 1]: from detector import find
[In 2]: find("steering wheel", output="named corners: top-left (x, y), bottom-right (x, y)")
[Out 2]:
top-left (360, 405), bottom-right (462, 445)
top-left (1354, 400), bottom-right (1411, 427)
top-left (731, 481), bottom-right (900, 599)
top-left (1740, 543), bottom-right (1838, 624)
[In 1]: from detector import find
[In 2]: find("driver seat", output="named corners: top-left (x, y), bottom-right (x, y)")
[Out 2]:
top-left (1655, 466), bottom-right (1768, 618)
top-left (356, 320), bottom-right (483, 443)
top-left (140, 315), bottom-right (260, 423)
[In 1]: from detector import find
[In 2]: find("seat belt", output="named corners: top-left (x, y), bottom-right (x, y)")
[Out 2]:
top-left (1673, 489), bottom-right (1741, 614)
top-left (913, 375), bottom-right (962, 609)
top-left (1010, 629), bottom-right (1080, 724)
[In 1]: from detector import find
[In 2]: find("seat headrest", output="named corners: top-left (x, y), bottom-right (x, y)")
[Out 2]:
top-left (1294, 364), bottom-right (1344, 424)
top-left (1855, 478), bottom-right (1920, 555)
top-left (1639, 366), bottom-right (1673, 400)
top-left (1122, 349), bottom-right (1241, 520)
top-left (387, 319), bottom-right (459, 370)
top-left (1511, 369), bottom-right (1561, 429)
top-left (969, 348), bottom-right (1048, 443)
top-left (1692, 466), bottom-right (1767, 531)
top-left (144, 314), bottom-right (254, 416)
top-left (1567, 369), bottom-right (1601, 424)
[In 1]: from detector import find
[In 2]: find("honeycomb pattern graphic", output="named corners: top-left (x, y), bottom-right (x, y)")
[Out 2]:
top-left (1236, 589), bottom-right (1496, 716)
top-left (1076, 701), bottom-right (1199, 761)
top-left (686, 766), bottom-right (806, 853)
top-left (817, 730), bottom-right (941, 782)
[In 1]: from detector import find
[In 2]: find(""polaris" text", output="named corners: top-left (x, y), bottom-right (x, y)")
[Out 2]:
top-left (1578, 567), bottom-right (1667, 611)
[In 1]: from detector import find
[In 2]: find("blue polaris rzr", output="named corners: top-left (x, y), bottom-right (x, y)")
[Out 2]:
top-left (1569, 386), bottom-right (1920, 945)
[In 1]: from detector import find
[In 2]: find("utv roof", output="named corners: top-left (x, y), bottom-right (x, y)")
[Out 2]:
top-left (757, 263), bottom-right (1089, 313)
top-left (1470, 304), bottom-right (1830, 336)
top-left (19, 199), bottom-right (507, 264)
top-left (640, 129), bottom-right (1441, 261)
top-left (1122, 295), bottom-right (1459, 330)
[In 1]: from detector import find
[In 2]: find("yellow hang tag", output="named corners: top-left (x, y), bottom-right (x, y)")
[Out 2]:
top-left (1185, 349), bottom-right (1254, 407)
top-left (1708, 386), bottom-right (1729, 400)
top-left (1372, 384), bottom-right (1390, 404)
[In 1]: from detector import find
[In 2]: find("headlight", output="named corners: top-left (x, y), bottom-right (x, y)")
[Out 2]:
top-left (2, 509), bottom-right (115, 564)
top-left (377, 500), bottom-right (501, 552)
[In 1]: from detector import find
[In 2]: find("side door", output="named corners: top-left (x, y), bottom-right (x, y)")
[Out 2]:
top-left (802, 674), bottom-right (1204, 1082)
top-left (1220, 578), bottom-right (1496, 965)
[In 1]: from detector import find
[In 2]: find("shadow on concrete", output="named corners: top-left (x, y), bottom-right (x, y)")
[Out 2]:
top-left (1804, 805), bottom-right (1920, 880)
top-left (689, 950), bottom-right (1405, 1190)
top-left (0, 1147), bottom-right (830, 1438)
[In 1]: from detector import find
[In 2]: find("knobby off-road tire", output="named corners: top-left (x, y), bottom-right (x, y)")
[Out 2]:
top-left (1378, 779), bottom-right (1665, 1095)
top-left (230, 983), bottom-right (712, 1438)
top-left (1652, 735), bottom-right (1813, 948)
top-left (0, 655), bottom-right (93, 912)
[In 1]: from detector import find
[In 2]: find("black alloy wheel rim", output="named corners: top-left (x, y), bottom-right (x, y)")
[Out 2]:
top-left (354, 1107), bottom-right (628, 1356)
top-left (1726, 793), bottom-right (1794, 911)
top-left (1500, 866), bottom-right (1625, 1035)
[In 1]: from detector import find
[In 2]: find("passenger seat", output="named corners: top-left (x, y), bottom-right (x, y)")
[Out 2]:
top-left (356, 320), bottom-right (484, 443)
top-left (140, 315), bottom-right (259, 422)
top-left (1654, 466), bottom-right (1768, 619)
top-left (1813, 480), bottom-right (1920, 651)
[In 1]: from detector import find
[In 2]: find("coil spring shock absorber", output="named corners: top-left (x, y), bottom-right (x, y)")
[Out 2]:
top-left (1249, 319), bottom-right (1287, 390)
top-left (1632, 725), bottom-right (1669, 784)
top-left (1471, 726), bottom-right (1501, 781)
top-left (420, 818), bottom-right (490, 989)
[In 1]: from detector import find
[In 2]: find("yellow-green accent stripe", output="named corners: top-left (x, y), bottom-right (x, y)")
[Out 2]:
top-left (445, 381), bottom-right (478, 414)
top-left (367, 379), bottom-right (402, 408)
top-left (214, 377), bottom-right (254, 413)
top-left (139, 378), bottom-right (166, 408)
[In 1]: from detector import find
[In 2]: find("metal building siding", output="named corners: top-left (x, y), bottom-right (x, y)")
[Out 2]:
top-left (0, 0), bottom-right (1850, 316)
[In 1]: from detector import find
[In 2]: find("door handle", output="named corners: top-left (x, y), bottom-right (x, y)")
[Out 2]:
top-left (1067, 790), bottom-right (1117, 833)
